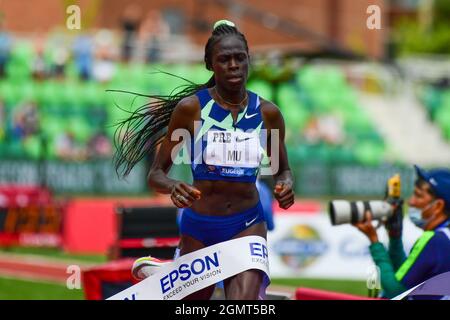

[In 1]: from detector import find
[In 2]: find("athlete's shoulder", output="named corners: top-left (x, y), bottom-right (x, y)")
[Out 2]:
top-left (260, 96), bottom-right (280, 112)
top-left (259, 97), bottom-right (284, 126)
top-left (174, 94), bottom-right (201, 117)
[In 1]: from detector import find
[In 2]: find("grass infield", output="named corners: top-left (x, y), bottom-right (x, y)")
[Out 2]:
top-left (0, 276), bottom-right (368, 300)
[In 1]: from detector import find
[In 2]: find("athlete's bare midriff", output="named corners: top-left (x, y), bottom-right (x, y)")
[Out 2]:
top-left (176, 95), bottom-right (260, 216)
top-left (190, 180), bottom-right (259, 215)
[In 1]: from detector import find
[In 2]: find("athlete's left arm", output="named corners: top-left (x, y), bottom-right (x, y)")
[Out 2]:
top-left (261, 100), bottom-right (294, 209)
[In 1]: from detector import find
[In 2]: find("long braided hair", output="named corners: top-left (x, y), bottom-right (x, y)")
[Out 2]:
top-left (113, 21), bottom-right (249, 177)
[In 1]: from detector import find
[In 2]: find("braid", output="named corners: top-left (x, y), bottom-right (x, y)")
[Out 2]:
top-left (114, 21), bottom-right (248, 178)
top-left (112, 74), bottom-right (215, 178)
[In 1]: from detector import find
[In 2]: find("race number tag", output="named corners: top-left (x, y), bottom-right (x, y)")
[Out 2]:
top-left (204, 130), bottom-right (262, 168)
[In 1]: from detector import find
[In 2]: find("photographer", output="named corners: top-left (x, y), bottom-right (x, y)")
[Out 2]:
top-left (354, 165), bottom-right (450, 299)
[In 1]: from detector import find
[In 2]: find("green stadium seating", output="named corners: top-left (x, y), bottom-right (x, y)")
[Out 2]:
top-left (247, 80), bottom-right (273, 101)
top-left (353, 141), bottom-right (384, 166)
top-left (23, 136), bottom-right (43, 160)
top-left (68, 117), bottom-right (93, 143)
top-left (4, 139), bottom-right (26, 158)
top-left (0, 53), bottom-right (388, 164)
top-left (421, 86), bottom-right (450, 142)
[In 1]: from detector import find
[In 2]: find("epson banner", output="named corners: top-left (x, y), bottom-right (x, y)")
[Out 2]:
top-left (107, 236), bottom-right (270, 300)
top-left (160, 252), bottom-right (221, 297)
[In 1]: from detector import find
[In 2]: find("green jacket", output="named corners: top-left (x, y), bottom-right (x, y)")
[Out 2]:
top-left (369, 231), bottom-right (437, 299)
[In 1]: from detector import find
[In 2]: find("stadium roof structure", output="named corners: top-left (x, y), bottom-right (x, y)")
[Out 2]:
top-left (199, 0), bottom-right (365, 61)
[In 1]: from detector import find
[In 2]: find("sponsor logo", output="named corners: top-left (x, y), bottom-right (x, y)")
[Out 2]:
top-left (250, 242), bottom-right (268, 259)
top-left (249, 242), bottom-right (269, 268)
top-left (244, 113), bottom-right (258, 119)
top-left (235, 137), bottom-right (252, 143)
top-left (245, 216), bottom-right (259, 227)
top-left (273, 225), bottom-right (327, 269)
top-left (221, 168), bottom-right (244, 175)
top-left (123, 293), bottom-right (137, 300)
top-left (159, 252), bottom-right (220, 294)
top-left (339, 236), bottom-right (371, 257)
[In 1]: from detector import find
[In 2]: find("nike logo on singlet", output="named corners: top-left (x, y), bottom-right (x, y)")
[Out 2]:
top-left (244, 113), bottom-right (258, 119)
top-left (235, 137), bottom-right (253, 143)
top-left (245, 216), bottom-right (258, 227)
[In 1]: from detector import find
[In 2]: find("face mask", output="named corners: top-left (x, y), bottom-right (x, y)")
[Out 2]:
top-left (408, 201), bottom-right (436, 229)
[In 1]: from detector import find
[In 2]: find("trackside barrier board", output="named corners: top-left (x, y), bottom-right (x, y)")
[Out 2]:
top-left (267, 213), bottom-right (423, 279)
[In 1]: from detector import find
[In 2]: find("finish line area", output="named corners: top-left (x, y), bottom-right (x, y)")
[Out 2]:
top-left (2, 1), bottom-right (450, 306)
top-left (0, 192), bottom-right (377, 300)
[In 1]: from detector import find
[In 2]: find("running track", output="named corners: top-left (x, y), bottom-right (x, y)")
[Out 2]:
top-left (0, 252), bottom-right (93, 284)
top-left (0, 253), bottom-right (295, 298)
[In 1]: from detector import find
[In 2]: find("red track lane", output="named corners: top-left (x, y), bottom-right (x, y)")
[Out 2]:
top-left (0, 255), bottom-right (91, 284)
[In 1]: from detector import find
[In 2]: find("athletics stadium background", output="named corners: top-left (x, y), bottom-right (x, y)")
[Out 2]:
top-left (0, 0), bottom-right (449, 299)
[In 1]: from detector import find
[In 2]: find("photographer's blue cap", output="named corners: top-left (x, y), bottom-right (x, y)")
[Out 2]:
top-left (414, 165), bottom-right (450, 210)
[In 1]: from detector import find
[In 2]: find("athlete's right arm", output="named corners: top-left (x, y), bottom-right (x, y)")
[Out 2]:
top-left (147, 96), bottom-right (201, 207)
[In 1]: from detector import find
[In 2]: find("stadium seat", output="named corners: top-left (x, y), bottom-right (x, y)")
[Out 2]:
top-left (68, 117), bottom-right (93, 143)
top-left (247, 80), bottom-right (273, 101)
top-left (23, 136), bottom-right (43, 160)
top-left (5, 139), bottom-right (26, 158)
top-left (354, 141), bottom-right (384, 166)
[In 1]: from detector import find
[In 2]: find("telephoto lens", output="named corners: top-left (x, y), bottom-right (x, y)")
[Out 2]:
top-left (329, 200), bottom-right (393, 225)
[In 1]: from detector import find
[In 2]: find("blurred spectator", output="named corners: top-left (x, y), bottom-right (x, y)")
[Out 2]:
top-left (138, 10), bottom-right (170, 63)
top-left (303, 116), bottom-right (321, 144)
top-left (303, 113), bottom-right (345, 145)
top-left (317, 113), bottom-right (345, 145)
top-left (21, 102), bottom-right (39, 137)
top-left (55, 131), bottom-right (75, 159)
top-left (87, 131), bottom-right (112, 159)
top-left (10, 101), bottom-right (39, 141)
top-left (32, 34), bottom-right (48, 80)
top-left (52, 47), bottom-right (69, 78)
top-left (121, 4), bottom-right (141, 63)
top-left (93, 30), bottom-right (116, 83)
top-left (0, 22), bottom-right (12, 77)
top-left (73, 34), bottom-right (94, 81)
top-left (92, 50), bottom-right (115, 83)
top-left (48, 34), bottom-right (69, 79)
top-left (55, 131), bottom-right (86, 160)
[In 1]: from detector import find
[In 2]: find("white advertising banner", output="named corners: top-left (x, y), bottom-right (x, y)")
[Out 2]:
top-left (268, 212), bottom-right (423, 280)
top-left (107, 236), bottom-right (270, 300)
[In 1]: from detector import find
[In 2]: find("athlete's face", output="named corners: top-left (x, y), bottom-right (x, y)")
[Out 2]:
top-left (211, 36), bottom-right (249, 92)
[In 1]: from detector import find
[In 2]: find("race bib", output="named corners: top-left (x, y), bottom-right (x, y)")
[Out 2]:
top-left (204, 130), bottom-right (262, 168)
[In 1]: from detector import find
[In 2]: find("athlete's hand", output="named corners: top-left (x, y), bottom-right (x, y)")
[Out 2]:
top-left (274, 181), bottom-right (294, 209)
top-left (170, 182), bottom-right (201, 208)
